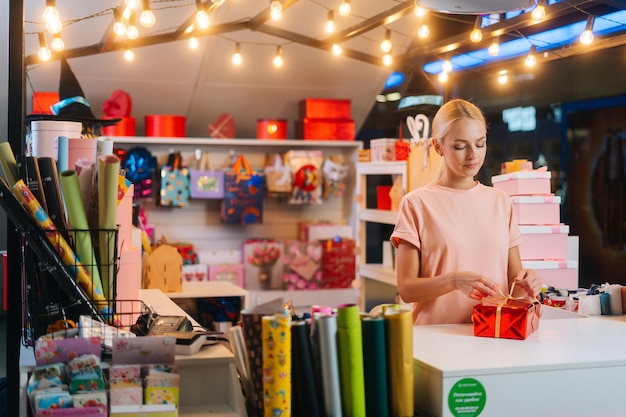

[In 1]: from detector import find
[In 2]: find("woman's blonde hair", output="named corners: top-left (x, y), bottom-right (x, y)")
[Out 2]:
top-left (431, 98), bottom-right (487, 180)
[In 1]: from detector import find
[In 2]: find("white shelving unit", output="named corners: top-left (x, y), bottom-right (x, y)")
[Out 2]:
top-left (113, 136), bottom-right (363, 311)
top-left (355, 160), bottom-right (406, 311)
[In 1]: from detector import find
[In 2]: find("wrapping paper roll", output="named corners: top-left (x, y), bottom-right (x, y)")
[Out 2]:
top-left (97, 154), bottom-right (121, 300)
top-left (579, 294), bottom-right (601, 316)
top-left (57, 136), bottom-right (68, 172)
top-left (316, 314), bottom-right (342, 417)
top-left (96, 136), bottom-right (114, 159)
top-left (384, 307), bottom-right (414, 417)
top-left (0, 142), bottom-right (18, 186)
top-left (12, 180), bottom-right (110, 316)
top-left (262, 313), bottom-right (291, 417)
top-left (60, 170), bottom-right (105, 302)
top-left (337, 304), bottom-right (366, 417)
top-left (607, 284), bottom-right (623, 315)
top-left (362, 315), bottom-right (389, 417)
top-left (291, 320), bottom-right (321, 417)
top-left (311, 305), bottom-right (333, 335)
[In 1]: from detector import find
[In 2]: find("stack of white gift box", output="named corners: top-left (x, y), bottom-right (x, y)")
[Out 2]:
top-left (492, 161), bottom-right (579, 290)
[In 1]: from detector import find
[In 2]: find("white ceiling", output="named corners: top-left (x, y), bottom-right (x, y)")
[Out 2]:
top-left (23, 0), bottom-right (424, 138)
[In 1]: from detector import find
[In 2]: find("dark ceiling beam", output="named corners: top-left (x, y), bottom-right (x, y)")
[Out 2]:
top-left (324, 0), bottom-right (415, 43)
top-left (249, 0), bottom-right (301, 31)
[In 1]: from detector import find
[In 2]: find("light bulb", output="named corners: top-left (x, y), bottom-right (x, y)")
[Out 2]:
top-left (114, 21), bottom-right (126, 37)
top-left (470, 15), bottom-right (483, 43)
top-left (42, 2), bottom-right (59, 22)
top-left (273, 46), bottom-right (284, 67)
top-left (579, 16), bottom-right (595, 45)
top-left (382, 53), bottom-right (393, 66)
top-left (270, 1), bottom-right (282, 20)
top-left (188, 36), bottom-right (199, 49)
top-left (338, 0), bottom-right (351, 17)
top-left (122, 7), bottom-right (132, 20)
top-left (140, 10), bottom-right (156, 28)
top-left (124, 48), bottom-right (135, 61)
top-left (525, 46), bottom-right (537, 68)
top-left (325, 11), bottom-right (336, 34)
top-left (51, 34), bottom-right (64, 51)
top-left (438, 72), bottom-right (449, 83)
top-left (46, 18), bottom-right (63, 35)
top-left (126, 24), bottom-right (139, 39)
top-left (488, 38), bottom-right (500, 56)
top-left (331, 44), bottom-right (342, 56)
top-left (126, 0), bottom-right (141, 10)
top-left (442, 58), bottom-right (452, 73)
top-left (232, 43), bottom-right (243, 65)
top-left (38, 46), bottom-right (51, 61)
top-left (417, 23), bottom-right (430, 39)
top-left (380, 30), bottom-right (392, 53)
top-left (414, 6), bottom-right (426, 18)
top-left (196, 10), bottom-right (210, 29)
top-left (532, 2), bottom-right (546, 22)
top-left (497, 70), bottom-right (508, 85)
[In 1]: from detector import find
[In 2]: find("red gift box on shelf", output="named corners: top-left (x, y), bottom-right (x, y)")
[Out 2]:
top-left (31, 92), bottom-right (59, 115)
top-left (256, 119), bottom-right (287, 139)
top-left (320, 237), bottom-right (356, 288)
top-left (299, 98), bottom-right (351, 119)
top-left (473, 292), bottom-right (542, 340)
top-left (295, 118), bottom-right (355, 140)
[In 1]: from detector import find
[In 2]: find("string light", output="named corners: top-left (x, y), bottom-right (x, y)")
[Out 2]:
top-left (42, 0), bottom-right (59, 22)
top-left (188, 36), bottom-right (199, 49)
top-left (532, 0), bottom-right (547, 23)
top-left (441, 57), bottom-right (452, 73)
top-left (270, 0), bottom-right (283, 20)
top-left (338, 0), bottom-right (351, 17)
top-left (273, 46), bottom-right (284, 67)
top-left (497, 69), bottom-right (508, 84)
top-left (124, 47), bottom-right (135, 62)
top-left (140, 0), bottom-right (156, 28)
top-left (195, 0), bottom-right (211, 29)
top-left (325, 11), bottom-right (336, 34)
top-left (417, 22), bottom-right (430, 39)
top-left (380, 29), bottom-right (392, 53)
top-left (470, 15), bottom-right (483, 43)
top-left (37, 32), bottom-right (51, 61)
top-left (51, 33), bottom-right (64, 52)
top-left (232, 43), bottom-right (243, 65)
top-left (331, 44), bottom-right (342, 56)
top-left (414, 5), bottom-right (426, 18)
top-left (438, 71), bottom-right (449, 83)
top-left (579, 15), bottom-right (595, 45)
top-left (382, 52), bottom-right (393, 66)
top-left (488, 36), bottom-right (500, 56)
top-left (113, 7), bottom-right (127, 37)
top-left (126, 13), bottom-right (139, 39)
top-left (126, 0), bottom-right (141, 11)
top-left (524, 45), bottom-right (537, 68)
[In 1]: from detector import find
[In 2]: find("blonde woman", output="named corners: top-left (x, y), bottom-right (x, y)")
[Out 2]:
top-left (390, 98), bottom-right (542, 325)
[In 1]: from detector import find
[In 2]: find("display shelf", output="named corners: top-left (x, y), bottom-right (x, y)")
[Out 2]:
top-left (358, 208), bottom-right (398, 224)
top-left (247, 288), bottom-right (359, 314)
top-left (359, 263), bottom-right (396, 286)
top-left (166, 281), bottom-right (248, 300)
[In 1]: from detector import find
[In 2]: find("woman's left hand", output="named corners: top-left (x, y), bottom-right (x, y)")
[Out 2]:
top-left (514, 269), bottom-right (543, 298)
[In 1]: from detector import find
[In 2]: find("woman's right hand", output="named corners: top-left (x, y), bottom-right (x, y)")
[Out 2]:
top-left (453, 272), bottom-right (499, 300)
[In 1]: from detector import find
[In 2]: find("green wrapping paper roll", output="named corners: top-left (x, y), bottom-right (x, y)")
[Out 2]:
top-left (362, 315), bottom-right (389, 417)
top-left (337, 304), bottom-right (366, 417)
top-left (0, 142), bottom-right (18, 186)
top-left (384, 308), bottom-right (414, 417)
top-left (60, 169), bottom-right (105, 303)
top-left (97, 154), bottom-right (120, 301)
top-left (262, 313), bottom-right (291, 417)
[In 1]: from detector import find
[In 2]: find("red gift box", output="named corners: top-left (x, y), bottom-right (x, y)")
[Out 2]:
top-left (320, 237), bottom-right (356, 288)
top-left (473, 295), bottom-right (542, 340)
top-left (31, 92), bottom-right (59, 114)
top-left (295, 118), bottom-right (355, 140)
top-left (257, 119), bottom-right (287, 139)
top-left (299, 98), bottom-right (351, 119)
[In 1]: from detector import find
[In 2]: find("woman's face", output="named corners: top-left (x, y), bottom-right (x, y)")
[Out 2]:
top-left (434, 118), bottom-right (487, 181)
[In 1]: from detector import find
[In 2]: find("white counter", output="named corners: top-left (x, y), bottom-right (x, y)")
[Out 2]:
top-left (413, 307), bottom-right (626, 417)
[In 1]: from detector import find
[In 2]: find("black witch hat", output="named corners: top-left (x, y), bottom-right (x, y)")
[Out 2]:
top-left (25, 58), bottom-right (120, 127)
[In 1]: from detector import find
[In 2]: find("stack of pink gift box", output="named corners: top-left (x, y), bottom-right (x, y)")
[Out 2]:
top-left (492, 160), bottom-right (578, 291)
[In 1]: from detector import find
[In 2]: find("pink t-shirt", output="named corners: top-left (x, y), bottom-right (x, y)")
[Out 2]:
top-left (390, 182), bottom-right (521, 325)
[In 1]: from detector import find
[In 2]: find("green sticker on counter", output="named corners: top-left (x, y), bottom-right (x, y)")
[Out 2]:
top-left (448, 377), bottom-right (486, 417)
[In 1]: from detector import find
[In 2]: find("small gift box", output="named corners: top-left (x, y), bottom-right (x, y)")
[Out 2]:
top-left (472, 285), bottom-right (542, 340)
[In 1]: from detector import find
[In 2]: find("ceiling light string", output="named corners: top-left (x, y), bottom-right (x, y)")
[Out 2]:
top-left (37, 32), bottom-right (51, 62)
top-left (140, 0), bottom-right (157, 28)
top-left (531, 0), bottom-right (547, 23)
top-left (579, 15), bottom-right (595, 45)
top-left (270, 0), bottom-right (283, 20)
top-left (470, 15), bottom-right (484, 43)
top-left (43, 0), bottom-right (63, 34)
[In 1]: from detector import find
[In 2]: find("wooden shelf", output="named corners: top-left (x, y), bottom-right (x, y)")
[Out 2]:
top-left (358, 208), bottom-right (398, 224)
top-left (359, 263), bottom-right (397, 286)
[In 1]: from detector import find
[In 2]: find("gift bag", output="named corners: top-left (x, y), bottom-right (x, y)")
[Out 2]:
top-left (221, 154), bottom-right (264, 224)
top-left (283, 240), bottom-right (322, 290)
top-left (320, 237), bottom-right (356, 289)
top-left (189, 151), bottom-right (224, 199)
top-left (406, 114), bottom-right (442, 191)
top-left (322, 155), bottom-right (349, 198)
top-left (264, 153), bottom-right (292, 197)
top-left (159, 151), bottom-right (190, 207)
top-left (286, 150), bottom-right (323, 205)
top-left (472, 283), bottom-right (542, 340)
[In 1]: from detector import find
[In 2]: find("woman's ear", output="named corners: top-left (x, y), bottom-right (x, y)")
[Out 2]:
top-left (431, 138), bottom-right (443, 156)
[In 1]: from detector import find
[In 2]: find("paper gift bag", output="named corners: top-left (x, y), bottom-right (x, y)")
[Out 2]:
top-left (472, 284), bottom-right (542, 340)
top-left (406, 114), bottom-right (442, 191)
top-left (264, 153), bottom-right (292, 197)
top-left (283, 240), bottom-right (322, 290)
top-left (320, 237), bottom-right (356, 289)
top-left (221, 154), bottom-right (264, 224)
top-left (189, 152), bottom-right (224, 199)
top-left (159, 151), bottom-right (190, 207)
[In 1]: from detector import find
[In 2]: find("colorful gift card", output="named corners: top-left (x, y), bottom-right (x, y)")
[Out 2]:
top-left (112, 336), bottom-right (176, 365)
top-left (145, 386), bottom-right (180, 406)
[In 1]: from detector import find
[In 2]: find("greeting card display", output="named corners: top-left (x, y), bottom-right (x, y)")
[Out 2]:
top-left (243, 239), bottom-right (284, 290)
top-left (221, 155), bottom-right (264, 224)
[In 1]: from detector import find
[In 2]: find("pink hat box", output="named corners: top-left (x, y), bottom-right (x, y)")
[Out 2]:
top-left (518, 225), bottom-right (569, 261)
top-left (512, 195), bottom-right (561, 225)
top-left (521, 260), bottom-right (578, 290)
top-left (492, 171), bottom-right (551, 196)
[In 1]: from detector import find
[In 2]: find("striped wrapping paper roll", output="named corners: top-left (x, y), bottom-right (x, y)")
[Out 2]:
top-left (262, 312), bottom-right (292, 417)
top-left (362, 315), bottom-right (389, 417)
top-left (384, 307), bottom-right (414, 417)
top-left (337, 304), bottom-right (366, 417)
